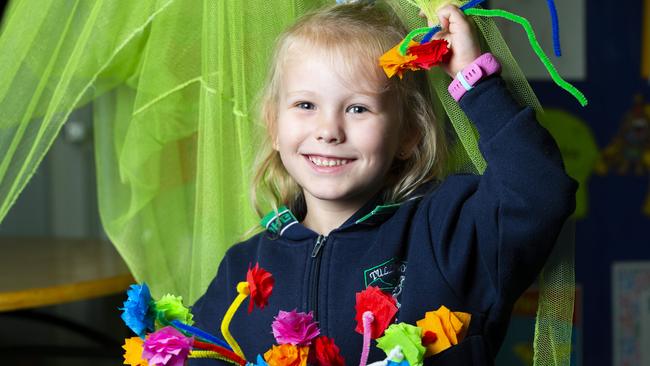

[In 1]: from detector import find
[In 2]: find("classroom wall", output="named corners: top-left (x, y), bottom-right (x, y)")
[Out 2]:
top-left (525, 1), bottom-right (650, 365)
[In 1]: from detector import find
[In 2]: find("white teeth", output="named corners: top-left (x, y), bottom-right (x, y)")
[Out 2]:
top-left (308, 156), bottom-right (349, 167)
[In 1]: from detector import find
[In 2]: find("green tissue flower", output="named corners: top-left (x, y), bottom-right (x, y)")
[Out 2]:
top-left (376, 323), bottom-right (425, 366)
top-left (154, 294), bottom-right (194, 327)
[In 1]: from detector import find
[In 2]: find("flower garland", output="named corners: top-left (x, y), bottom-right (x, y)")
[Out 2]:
top-left (120, 265), bottom-right (471, 366)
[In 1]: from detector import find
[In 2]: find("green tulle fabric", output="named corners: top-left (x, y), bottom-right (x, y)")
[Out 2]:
top-left (0, 1), bottom-right (573, 364)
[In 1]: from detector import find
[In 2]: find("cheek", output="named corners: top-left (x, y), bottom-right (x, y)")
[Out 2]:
top-left (276, 118), bottom-right (309, 152)
top-left (354, 128), bottom-right (398, 161)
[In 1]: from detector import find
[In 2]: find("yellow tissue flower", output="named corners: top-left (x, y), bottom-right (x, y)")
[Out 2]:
top-left (122, 336), bottom-right (148, 366)
top-left (416, 305), bottom-right (471, 357)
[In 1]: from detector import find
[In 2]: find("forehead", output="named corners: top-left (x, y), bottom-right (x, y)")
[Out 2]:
top-left (280, 39), bottom-right (389, 95)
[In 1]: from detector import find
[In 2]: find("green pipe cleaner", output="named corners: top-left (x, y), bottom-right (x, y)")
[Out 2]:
top-left (399, 27), bottom-right (434, 55)
top-left (464, 8), bottom-right (587, 107)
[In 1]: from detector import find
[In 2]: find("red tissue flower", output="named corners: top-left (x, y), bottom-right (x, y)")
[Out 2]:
top-left (354, 286), bottom-right (398, 339)
top-left (247, 263), bottom-right (274, 313)
top-left (379, 39), bottom-right (451, 78)
top-left (408, 39), bottom-right (451, 70)
top-left (308, 336), bottom-right (345, 366)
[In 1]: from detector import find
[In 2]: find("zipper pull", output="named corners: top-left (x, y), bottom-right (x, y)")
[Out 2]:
top-left (311, 235), bottom-right (327, 258)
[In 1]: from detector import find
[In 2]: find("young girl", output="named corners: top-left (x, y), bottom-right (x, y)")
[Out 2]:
top-left (190, 2), bottom-right (576, 365)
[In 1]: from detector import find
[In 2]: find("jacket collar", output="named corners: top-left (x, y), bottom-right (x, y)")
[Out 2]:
top-left (259, 196), bottom-right (401, 241)
top-left (259, 181), bottom-right (439, 240)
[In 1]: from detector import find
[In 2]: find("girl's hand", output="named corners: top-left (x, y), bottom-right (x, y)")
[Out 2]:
top-left (423, 4), bottom-right (481, 77)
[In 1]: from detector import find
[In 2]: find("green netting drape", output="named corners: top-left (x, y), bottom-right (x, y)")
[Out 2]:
top-left (0, 1), bottom-right (573, 364)
top-left (0, 0), bottom-right (330, 303)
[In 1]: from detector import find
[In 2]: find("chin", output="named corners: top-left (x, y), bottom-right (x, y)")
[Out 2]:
top-left (305, 185), bottom-right (372, 204)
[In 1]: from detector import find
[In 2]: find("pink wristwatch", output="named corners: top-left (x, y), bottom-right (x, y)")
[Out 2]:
top-left (448, 53), bottom-right (501, 102)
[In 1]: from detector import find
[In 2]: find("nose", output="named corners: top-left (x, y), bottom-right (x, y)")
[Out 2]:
top-left (316, 113), bottom-right (345, 144)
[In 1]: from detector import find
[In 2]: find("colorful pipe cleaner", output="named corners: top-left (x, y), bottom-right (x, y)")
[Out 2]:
top-left (221, 263), bottom-right (275, 359)
top-left (120, 266), bottom-right (473, 365)
top-left (382, 1), bottom-right (586, 106)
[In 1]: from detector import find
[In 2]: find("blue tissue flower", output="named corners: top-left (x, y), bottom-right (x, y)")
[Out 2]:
top-left (387, 360), bottom-right (409, 366)
top-left (120, 283), bottom-right (155, 337)
top-left (246, 354), bottom-right (268, 366)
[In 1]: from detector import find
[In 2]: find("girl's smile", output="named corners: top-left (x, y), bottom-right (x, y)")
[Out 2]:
top-left (304, 154), bottom-right (354, 171)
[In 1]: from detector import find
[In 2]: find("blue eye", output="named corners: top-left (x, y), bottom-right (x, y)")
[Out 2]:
top-left (296, 102), bottom-right (315, 110)
top-left (347, 105), bottom-right (368, 114)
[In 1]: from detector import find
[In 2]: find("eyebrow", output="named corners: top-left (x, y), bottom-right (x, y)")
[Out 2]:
top-left (285, 90), bottom-right (317, 97)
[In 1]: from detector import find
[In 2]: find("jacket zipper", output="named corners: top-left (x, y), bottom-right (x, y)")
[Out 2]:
top-left (308, 235), bottom-right (327, 320)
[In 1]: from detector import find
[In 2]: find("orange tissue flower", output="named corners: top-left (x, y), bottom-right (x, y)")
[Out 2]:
top-left (416, 305), bottom-right (471, 357)
top-left (264, 344), bottom-right (309, 366)
top-left (379, 41), bottom-right (419, 79)
top-left (123, 336), bottom-right (149, 366)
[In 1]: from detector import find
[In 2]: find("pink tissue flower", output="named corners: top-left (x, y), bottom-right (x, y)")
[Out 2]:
top-left (271, 309), bottom-right (320, 346)
top-left (142, 326), bottom-right (193, 366)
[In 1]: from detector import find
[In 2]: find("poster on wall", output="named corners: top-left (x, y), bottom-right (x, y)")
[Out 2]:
top-left (612, 262), bottom-right (650, 366)
top-left (490, 0), bottom-right (586, 81)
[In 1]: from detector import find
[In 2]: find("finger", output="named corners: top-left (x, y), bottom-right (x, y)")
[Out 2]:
top-left (436, 4), bottom-right (467, 30)
top-left (436, 9), bottom-right (450, 31)
top-left (431, 31), bottom-right (452, 49)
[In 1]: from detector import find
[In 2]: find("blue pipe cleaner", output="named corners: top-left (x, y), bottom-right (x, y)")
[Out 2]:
top-left (546, 0), bottom-right (562, 57)
top-left (170, 319), bottom-right (233, 350)
top-left (420, 0), bottom-right (487, 44)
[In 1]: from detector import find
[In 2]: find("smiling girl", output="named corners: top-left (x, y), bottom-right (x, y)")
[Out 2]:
top-left (189, 2), bottom-right (576, 365)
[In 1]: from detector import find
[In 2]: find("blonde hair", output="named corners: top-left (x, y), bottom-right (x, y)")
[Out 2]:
top-left (251, 1), bottom-right (447, 219)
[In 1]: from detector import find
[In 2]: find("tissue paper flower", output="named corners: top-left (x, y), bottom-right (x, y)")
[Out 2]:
top-left (379, 39), bottom-right (450, 79)
top-left (387, 361), bottom-right (410, 366)
top-left (354, 286), bottom-right (398, 339)
top-left (271, 310), bottom-right (320, 346)
top-left (379, 42), bottom-right (418, 79)
top-left (416, 305), bottom-right (471, 356)
top-left (376, 323), bottom-right (425, 366)
top-left (407, 39), bottom-right (450, 69)
top-left (247, 263), bottom-right (275, 313)
top-left (263, 344), bottom-right (309, 366)
top-left (308, 336), bottom-right (345, 366)
top-left (142, 326), bottom-right (193, 366)
top-left (154, 294), bottom-right (194, 327)
top-left (121, 283), bottom-right (155, 337)
top-left (123, 336), bottom-right (149, 366)
top-left (252, 354), bottom-right (269, 366)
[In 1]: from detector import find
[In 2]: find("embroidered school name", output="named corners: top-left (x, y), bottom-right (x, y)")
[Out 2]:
top-left (363, 257), bottom-right (407, 292)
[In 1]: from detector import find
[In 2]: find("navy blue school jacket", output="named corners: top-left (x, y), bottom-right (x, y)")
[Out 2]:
top-left (188, 77), bottom-right (577, 365)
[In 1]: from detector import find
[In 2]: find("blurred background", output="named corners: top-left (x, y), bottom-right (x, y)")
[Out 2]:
top-left (0, 1), bottom-right (648, 365)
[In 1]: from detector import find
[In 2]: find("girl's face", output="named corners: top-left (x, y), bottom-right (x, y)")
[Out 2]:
top-left (273, 46), bottom-right (404, 213)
